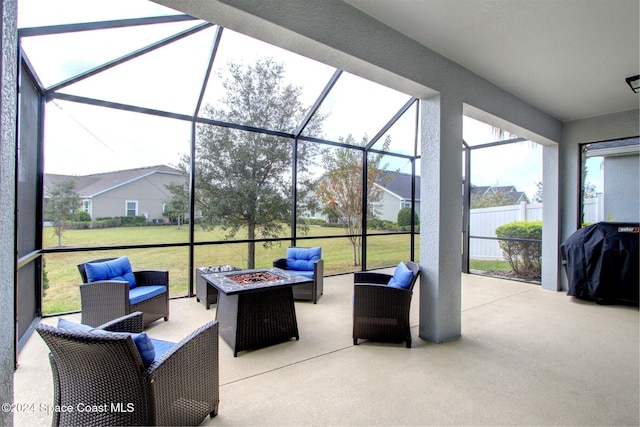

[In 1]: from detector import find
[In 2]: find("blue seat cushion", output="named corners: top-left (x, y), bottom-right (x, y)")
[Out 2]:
top-left (57, 318), bottom-right (156, 365)
top-left (85, 256), bottom-right (137, 289)
top-left (151, 338), bottom-right (175, 361)
top-left (128, 285), bottom-right (167, 306)
top-left (288, 269), bottom-right (314, 279)
top-left (286, 247), bottom-right (321, 271)
top-left (387, 262), bottom-right (414, 289)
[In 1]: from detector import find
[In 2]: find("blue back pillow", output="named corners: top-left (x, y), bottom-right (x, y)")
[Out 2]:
top-left (286, 247), bottom-right (321, 271)
top-left (387, 262), bottom-right (414, 289)
top-left (85, 256), bottom-right (137, 289)
top-left (57, 318), bottom-right (156, 365)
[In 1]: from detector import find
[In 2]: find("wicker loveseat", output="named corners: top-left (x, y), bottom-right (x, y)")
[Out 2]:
top-left (273, 247), bottom-right (324, 303)
top-left (353, 261), bottom-right (420, 348)
top-left (36, 312), bottom-right (219, 426)
top-left (78, 256), bottom-right (169, 327)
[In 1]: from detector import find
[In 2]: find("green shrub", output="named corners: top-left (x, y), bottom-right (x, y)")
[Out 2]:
top-left (298, 218), bottom-right (327, 226)
top-left (92, 218), bottom-right (123, 228)
top-left (495, 220), bottom-right (542, 280)
top-left (118, 215), bottom-right (147, 226)
top-left (368, 219), bottom-right (397, 231)
top-left (321, 222), bottom-right (344, 228)
top-left (67, 217), bottom-right (123, 229)
top-left (397, 207), bottom-right (419, 229)
top-left (67, 220), bottom-right (92, 229)
top-left (42, 259), bottom-right (49, 297)
top-left (73, 211), bottom-right (91, 222)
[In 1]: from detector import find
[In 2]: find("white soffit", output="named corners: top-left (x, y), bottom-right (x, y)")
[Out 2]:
top-left (343, 0), bottom-right (640, 122)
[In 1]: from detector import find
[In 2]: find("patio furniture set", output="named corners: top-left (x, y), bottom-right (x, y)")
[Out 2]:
top-left (35, 248), bottom-right (420, 425)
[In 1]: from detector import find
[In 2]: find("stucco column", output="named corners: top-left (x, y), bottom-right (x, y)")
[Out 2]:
top-left (541, 144), bottom-right (562, 291)
top-left (1, 0), bottom-right (18, 425)
top-left (419, 94), bottom-right (462, 343)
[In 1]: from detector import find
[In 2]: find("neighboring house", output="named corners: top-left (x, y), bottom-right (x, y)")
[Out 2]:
top-left (585, 137), bottom-right (639, 222)
top-left (470, 185), bottom-right (529, 205)
top-left (376, 177), bottom-right (531, 222)
top-left (374, 171), bottom-right (421, 222)
top-left (307, 173), bottom-right (529, 224)
top-left (44, 165), bottom-right (187, 222)
top-left (305, 170), bottom-right (421, 224)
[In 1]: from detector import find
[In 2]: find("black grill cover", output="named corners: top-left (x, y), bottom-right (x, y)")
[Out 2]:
top-left (560, 222), bottom-right (639, 305)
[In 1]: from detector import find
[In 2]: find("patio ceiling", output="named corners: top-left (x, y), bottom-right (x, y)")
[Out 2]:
top-left (343, 0), bottom-right (639, 122)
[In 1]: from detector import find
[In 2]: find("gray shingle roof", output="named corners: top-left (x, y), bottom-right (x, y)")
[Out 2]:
top-left (43, 165), bottom-right (182, 197)
top-left (376, 171), bottom-right (420, 200)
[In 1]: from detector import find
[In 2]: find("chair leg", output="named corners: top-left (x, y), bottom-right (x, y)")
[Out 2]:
top-left (353, 338), bottom-right (358, 345)
top-left (405, 338), bottom-right (411, 348)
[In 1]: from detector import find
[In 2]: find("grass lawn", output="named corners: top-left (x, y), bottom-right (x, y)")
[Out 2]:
top-left (42, 225), bottom-right (418, 314)
top-left (469, 259), bottom-right (511, 272)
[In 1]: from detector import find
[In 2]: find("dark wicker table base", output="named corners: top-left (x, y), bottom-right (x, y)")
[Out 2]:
top-left (216, 286), bottom-right (299, 357)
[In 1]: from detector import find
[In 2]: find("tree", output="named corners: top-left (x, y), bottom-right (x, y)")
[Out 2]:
top-left (44, 180), bottom-right (81, 247)
top-left (470, 191), bottom-right (516, 208)
top-left (583, 182), bottom-right (597, 199)
top-left (164, 180), bottom-right (189, 228)
top-left (184, 57), bottom-right (323, 268)
top-left (533, 181), bottom-right (543, 203)
top-left (316, 135), bottom-right (392, 266)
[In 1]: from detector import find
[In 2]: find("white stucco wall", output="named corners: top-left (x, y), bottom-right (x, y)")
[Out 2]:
top-left (1, 0), bottom-right (18, 424)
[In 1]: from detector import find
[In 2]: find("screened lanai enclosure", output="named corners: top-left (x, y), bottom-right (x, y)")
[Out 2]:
top-left (17, 0), bottom-right (421, 331)
top-left (16, 0), bottom-right (546, 347)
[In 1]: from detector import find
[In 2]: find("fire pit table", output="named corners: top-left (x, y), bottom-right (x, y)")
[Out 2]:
top-left (202, 267), bottom-right (312, 356)
top-left (196, 264), bottom-right (240, 309)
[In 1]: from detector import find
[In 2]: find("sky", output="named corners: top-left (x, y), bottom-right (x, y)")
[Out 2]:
top-left (21, 0), bottom-right (550, 202)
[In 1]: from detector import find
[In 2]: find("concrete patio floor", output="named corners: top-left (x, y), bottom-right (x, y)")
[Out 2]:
top-left (14, 272), bottom-right (639, 426)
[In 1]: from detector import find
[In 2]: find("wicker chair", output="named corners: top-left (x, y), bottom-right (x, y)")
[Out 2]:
top-left (273, 247), bottom-right (324, 303)
top-left (353, 261), bottom-right (420, 348)
top-left (35, 312), bottom-right (219, 426)
top-left (78, 257), bottom-right (169, 327)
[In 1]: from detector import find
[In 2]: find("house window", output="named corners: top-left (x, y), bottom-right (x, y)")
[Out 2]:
top-left (126, 201), bottom-right (138, 216)
top-left (401, 201), bottom-right (411, 208)
top-left (82, 200), bottom-right (91, 213)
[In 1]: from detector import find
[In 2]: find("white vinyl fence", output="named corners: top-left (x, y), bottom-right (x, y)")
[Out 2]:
top-left (582, 195), bottom-right (604, 224)
top-left (469, 202), bottom-right (542, 260)
top-left (469, 198), bottom-right (603, 260)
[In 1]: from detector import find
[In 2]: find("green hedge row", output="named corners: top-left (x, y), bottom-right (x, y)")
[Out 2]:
top-left (67, 215), bottom-right (153, 230)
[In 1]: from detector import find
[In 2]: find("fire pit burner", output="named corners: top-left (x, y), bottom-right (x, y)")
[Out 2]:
top-left (229, 271), bottom-right (282, 285)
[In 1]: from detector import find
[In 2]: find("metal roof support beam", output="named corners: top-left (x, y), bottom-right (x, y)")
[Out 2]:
top-left (45, 22), bottom-right (212, 93)
top-left (366, 96), bottom-right (417, 150)
top-left (18, 15), bottom-right (198, 37)
top-left (193, 26), bottom-right (223, 119)
top-left (294, 69), bottom-right (342, 138)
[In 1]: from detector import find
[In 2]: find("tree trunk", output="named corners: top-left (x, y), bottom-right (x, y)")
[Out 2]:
top-left (349, 235), bottom-right (361, 266)
top-left (352, 242), bottom-right (357, 266)
top-left (56, 223), bottom-right (62, 247)
top-left (247, 222), bottom-right (256, 269)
